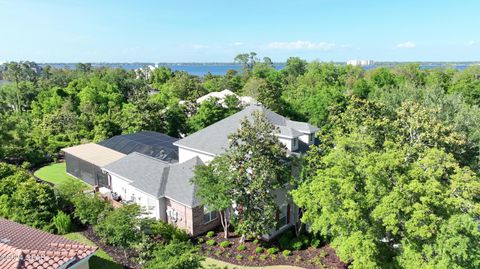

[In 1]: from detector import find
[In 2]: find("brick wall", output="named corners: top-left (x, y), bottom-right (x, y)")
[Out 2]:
top-left (164, 198), bottom-right (221, 236)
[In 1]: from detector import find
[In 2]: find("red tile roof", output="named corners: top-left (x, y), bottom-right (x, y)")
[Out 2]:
top-left (0, 218), bottom-right (97, 269)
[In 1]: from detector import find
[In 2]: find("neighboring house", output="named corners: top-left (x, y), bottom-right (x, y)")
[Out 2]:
top-left (196, 89), bottom-right (255, 106)
top-left (0, 218), bottom-right (97, 269)
top-left (63, 105), bottom-right (319, 239)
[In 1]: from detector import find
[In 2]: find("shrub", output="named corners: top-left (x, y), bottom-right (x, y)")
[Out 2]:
top-left (292, 239), bottom-right (303, 250)
top-left (267, 247), bottom-right (279, 255)
top-left (219, 241), bottom-right (231, 248)
top-left (197, 238), bottom-right (204, 244)
top-left (206, 239), bottom-right (216, 246)
top-left (295, 256), bottom-right (303, 263)
top-left (206, 231), bottom-right (215, 238)
top-left (20, 161), bottom-right (31, 170)
top-left (143, 241), bottom-right (204, 269)
top-left (236, 254), bottom-right (243, 261)
top-left (214, 250), bottom-right (222, 257)
top-left (94, 204), bottom-right (143, 247)
top-left (259, 254), bottom-right (267, 261)
top-left (148, 220), bottom-right (188, 242)
top-left (310, 238), bottom-right (321, 248)
top-left (253, 239), bottom-right (260, 245)
top-left (237, 244), bottom-right (247, 251)
top-left (255, 246), bottom-right (264, 254)
top-left (52, 211), bottom-right (71, 235)
top-left (278, 234), bottom-right (291, 250)
top-left (225, 252), bottom-right (232, 258)
top-left (248, 255), bottom-right (255, 261)
top-left (283, 250), bottom-right (292, 257)
top-left (73, 193), bottom-right (112, 225)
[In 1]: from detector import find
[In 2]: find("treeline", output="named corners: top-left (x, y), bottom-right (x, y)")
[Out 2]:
top-left (1, 56), bottom-right (480, 167)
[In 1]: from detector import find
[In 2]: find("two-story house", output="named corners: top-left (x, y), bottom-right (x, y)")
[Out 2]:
top-left (65, 104), bottom-right (318, 238)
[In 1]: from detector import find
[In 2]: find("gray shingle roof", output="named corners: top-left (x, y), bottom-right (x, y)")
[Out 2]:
top-left (165, 157), bottom-right (203, 207)
top-left (103, 152), bottom-right (170, 197)
top-left (174, 104), bottom-right (319, 155)
top-left (103, 152), bottom-right (204, 207)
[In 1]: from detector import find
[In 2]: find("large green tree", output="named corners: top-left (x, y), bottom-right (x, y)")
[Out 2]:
top-left (293, 98), bottom-right (480, 269)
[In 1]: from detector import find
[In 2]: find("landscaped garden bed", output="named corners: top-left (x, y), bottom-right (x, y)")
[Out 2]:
top-left (197, 228), bottom-right (347, 269)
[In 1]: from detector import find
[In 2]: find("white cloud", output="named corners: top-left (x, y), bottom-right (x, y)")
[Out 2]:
top-left (229, 42), bottom-right (244, 47)
top-left (396, 41), bottom-right (416, 49)
top-left (267, 40), bottom-right (335, 50)
top-left (467, 40), bottom-right (476, 46)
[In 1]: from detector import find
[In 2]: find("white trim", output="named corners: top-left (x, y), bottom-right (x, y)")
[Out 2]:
top-left (102, 170), bottom-right (134, 183)
top-left (174, 145), bottom-right (217, 157)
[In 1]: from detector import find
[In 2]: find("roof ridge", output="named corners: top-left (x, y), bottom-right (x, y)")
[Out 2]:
top-left (130, 152), bottom-right (172, 164)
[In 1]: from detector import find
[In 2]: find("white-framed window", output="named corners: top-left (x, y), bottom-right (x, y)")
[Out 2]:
top-left (277, 204), bottom-right (289, 229)
top-left (292, 138), bottom-right (299, 150)
top-left (203, 207), bottom-right (218, 223)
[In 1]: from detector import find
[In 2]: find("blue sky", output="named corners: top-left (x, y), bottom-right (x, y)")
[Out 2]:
top-left (0, 0), bottom-right (479, 62)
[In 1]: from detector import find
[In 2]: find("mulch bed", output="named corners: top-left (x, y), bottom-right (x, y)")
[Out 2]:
top-left (81, 226), bottom-right (140, 269)
top-left (199, 230), bottom-right (347, 269)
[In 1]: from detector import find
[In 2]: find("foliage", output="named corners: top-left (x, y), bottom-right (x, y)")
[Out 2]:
top-left (206, 231), bottom-right (215, 238)
top-left (282, 250), bottom-right (292, 257)
top-left (206, 239), bottom-right (216, 246)
top-left (219, 241), bottom-right (231, 248)
top-left (144, 240), bottom-right (204, 269)
top-left (237, 244), bottom-right (247, 251)
top-left (293, 97), bottom-right (480, 269)
top-left (52, 211), bottom-right (71, 235)
top-left (72, 192), bottom-right (112, 225)
top-left (146, 219), bottom-right (188, 243)
top-left (267, 247), bottom-right (279, 255)
top-left (94, 204), bottom-right (144, 248)
top-left (255, 246), bottom-right (264, 254)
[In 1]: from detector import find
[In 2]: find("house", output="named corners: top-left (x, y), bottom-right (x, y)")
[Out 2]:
top-left (0, 218), bottom-right (97, 269)
top-left (63, 104), bottom-right (319, 239)
top-left (196, 89), bottom-right (255, 107)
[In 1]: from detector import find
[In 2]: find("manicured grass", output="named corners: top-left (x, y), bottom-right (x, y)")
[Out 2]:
top-left (34, 162), bottom-right (86, 186)
top-left (64, 232), bottom-right (123, 269)
top-left (203, 257), bottom-right (305, 269)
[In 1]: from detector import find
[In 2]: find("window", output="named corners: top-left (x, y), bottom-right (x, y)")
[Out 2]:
top-left (293, 138), bottom-right (299, 150)
top-left (203, 207), bottom-right (218, 223)
top-left (276, 204), bottom-right (290, 229)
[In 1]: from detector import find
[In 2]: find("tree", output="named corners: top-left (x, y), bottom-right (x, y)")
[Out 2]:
top-left (192, 155), bottom-right (235, 238)
top-left (94, 204), bottom-right (144, 254)
top-left (72, 192), bottom-right (112, 225)
top-left (226, 111), bottom-right (290, 241)
top-left (293, 98), bottom-right (480, 269)
top-left (234, 52), bottom-right (259, 71)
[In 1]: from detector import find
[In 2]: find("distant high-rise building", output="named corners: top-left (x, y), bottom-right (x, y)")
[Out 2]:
top-left (347, 59), bottom-right (374, 66)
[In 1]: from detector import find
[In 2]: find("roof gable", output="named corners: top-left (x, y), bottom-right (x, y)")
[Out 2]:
top-left (174, 104), bottom-right (319, 155)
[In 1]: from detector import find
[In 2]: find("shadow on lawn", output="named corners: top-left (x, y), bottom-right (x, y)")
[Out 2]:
top-left (90, 255), bottom-right (125, 269)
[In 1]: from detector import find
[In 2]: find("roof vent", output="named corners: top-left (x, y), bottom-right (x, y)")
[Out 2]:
top-left (0, 238), bottom-right (11, 244)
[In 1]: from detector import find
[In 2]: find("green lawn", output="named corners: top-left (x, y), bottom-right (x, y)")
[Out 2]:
top-left (64, 232), bottom-right (123, 269)
top-left (203, 257), bottom-right (305, 269)
top-left (34, 162), bottom-right (87, 186)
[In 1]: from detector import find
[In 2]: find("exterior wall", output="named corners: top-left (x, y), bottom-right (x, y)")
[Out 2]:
top-left (165, 198), bottom-right (194, 234)
top-left (192, 205), bottom-right (221, 236)
top-left (109, 173), bottom-right (161, 219)
top-left (178, 147), bottom-right (215, 163)
top-left (278, 137), bottom-right (293, 151)
top-left (164, 198), bottom-right (221, 236)
top-left (299, 133), bottom-right (311, 145)
top-left (263, 187), bottom-right (299, 240)
top-left (65, 153), bottom-right (106, 186)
